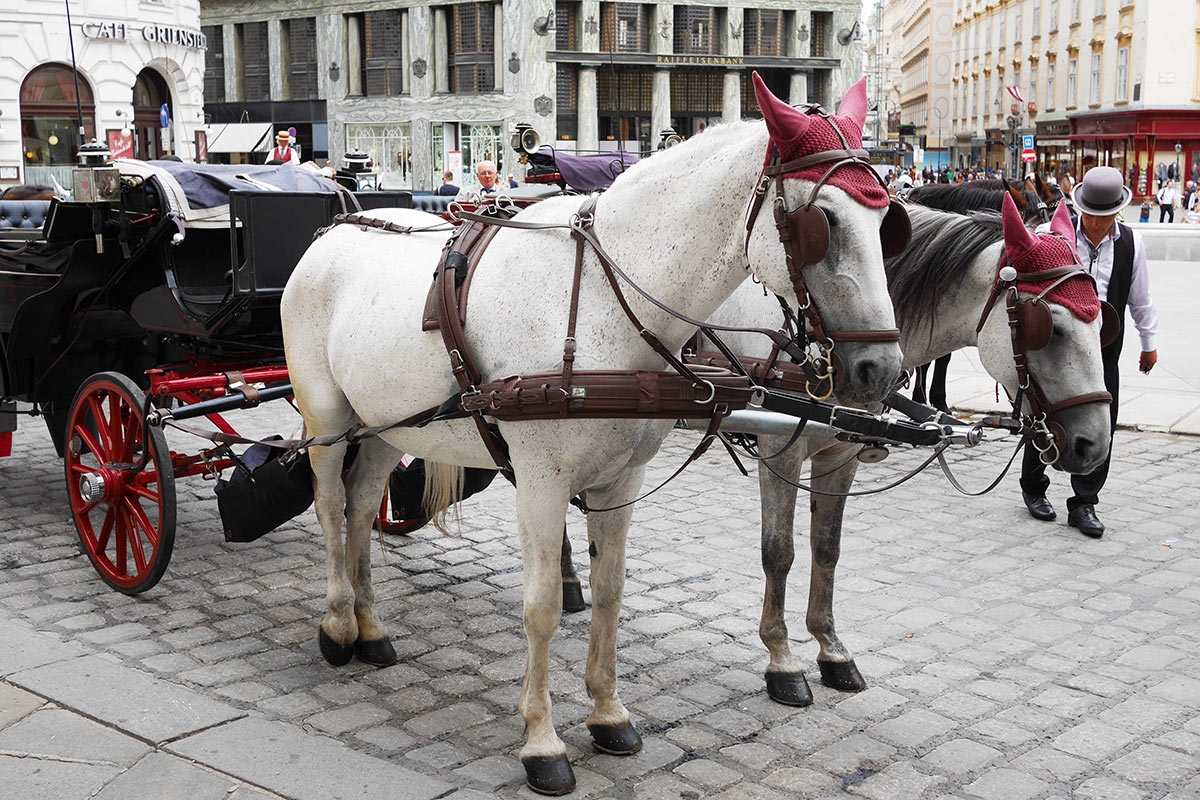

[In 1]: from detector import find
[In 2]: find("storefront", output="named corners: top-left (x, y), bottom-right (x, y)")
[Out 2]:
top-left (1069, 108), bottom-right (1200, 201)
top-left (1034, 119), bottom-right (1071, 180)
top-left (0, 3), bottom-right (206, 190)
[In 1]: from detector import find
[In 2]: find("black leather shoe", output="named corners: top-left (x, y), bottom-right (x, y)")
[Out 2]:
top-left (1022, 491), bottom-right (1056, 521)
top-left (1068, 505), bottom-right (1105, 538)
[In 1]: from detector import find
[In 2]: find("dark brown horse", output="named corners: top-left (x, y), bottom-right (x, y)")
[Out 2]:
top-left (0, 185), bottom-right (54, 201)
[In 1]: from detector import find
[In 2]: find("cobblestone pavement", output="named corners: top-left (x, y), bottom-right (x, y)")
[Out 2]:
top-left (1, 404), bottom-right (1198, 800)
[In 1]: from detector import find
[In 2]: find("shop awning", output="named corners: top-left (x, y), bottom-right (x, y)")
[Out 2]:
top-left (1038, 138), bottom-right (1071, 147)
top-left (204, 123), bottom-right (273, 154)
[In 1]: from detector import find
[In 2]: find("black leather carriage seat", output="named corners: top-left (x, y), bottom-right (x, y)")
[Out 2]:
top-left (0, 200), bottom-right (51, 230)
top-left (410, 194), bottom-right (454, 214)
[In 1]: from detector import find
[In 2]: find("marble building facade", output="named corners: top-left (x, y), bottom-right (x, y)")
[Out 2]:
top-left (200, 0), bottom-right (865, 191)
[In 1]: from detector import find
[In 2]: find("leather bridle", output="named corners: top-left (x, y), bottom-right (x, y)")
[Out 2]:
top-left (975, 242), bottom-right (1117, 464)
top-left (742, 105), bottom-right (908, 400)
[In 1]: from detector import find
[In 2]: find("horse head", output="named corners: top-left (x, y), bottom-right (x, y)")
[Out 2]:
top-left (977, 194), bottom-right (1111, 474)
top-left (746, 73), bottom-right (903, 405)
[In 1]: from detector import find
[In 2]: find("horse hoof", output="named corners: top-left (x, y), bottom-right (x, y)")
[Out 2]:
top-left (522, 754), bottom-right (576, 796)
top-left (765, 670), bottom-right (814, 707)
top-left (588, 719), bottom-right (643, 755)
top-left (355, 637), bottom-right (398, 667)
top-left (318, 627), bottom-right (355, 667)
top-left (818, 658), bottom-right (867, 692)
top-left (562, 580), bottom-right (586, 613)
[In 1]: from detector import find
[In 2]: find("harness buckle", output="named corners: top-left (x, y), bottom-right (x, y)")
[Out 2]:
top-left (693, 380), bottom-right (717, 405)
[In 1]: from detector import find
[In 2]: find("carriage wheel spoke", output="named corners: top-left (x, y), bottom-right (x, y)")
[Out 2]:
top-left (95, 506), bottom-right (115, 553)
top-left (108, 393), bottom-right (123, 459)
top-left (87, 395), bottom-right (114, 457)
top-left (119, 409), bottom-right (140, 463)
top-left (124, 497), bottom-right (160, 551)
top-left (73, 423), bottom-right (107, 464)
top-left (115, 507), bottom-right (127, 575)
top-left (128, 481), bottom-right (160, 504)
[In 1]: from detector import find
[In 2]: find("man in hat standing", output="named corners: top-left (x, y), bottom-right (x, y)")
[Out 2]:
top-left (267, 130), bottom-right (298, 164)
top-left (1020, 166), bottom-right (1159, 538)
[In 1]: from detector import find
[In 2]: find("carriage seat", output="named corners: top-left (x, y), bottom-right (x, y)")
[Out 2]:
top-left (0, 200), bottom-right (51, 229)
top-left (410, 194), bottom-right (455, 214)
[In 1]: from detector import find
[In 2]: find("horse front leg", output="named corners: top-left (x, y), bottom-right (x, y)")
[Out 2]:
top-left (309, 438), bottom-right (358, 666)
top-left (582, 468), bottom-right (644, 757)
top-left (757, 435), bottom-right (813, 706)
top-left (514, 473), bottom-right (575, 796)
top-left (560, 525), bottom-right (586, 613)
top-left (807, 448), bottom-right (867, 692)
top-left (343, 437), bottom-right (403, 666)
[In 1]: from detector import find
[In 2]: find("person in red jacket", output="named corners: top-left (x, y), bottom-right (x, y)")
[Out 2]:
top-left (267, 130), bottom-right (298, 164)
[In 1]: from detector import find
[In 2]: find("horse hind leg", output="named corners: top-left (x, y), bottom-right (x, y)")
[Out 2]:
top-left (560, 525), bottom-right (586, 613)
top-left (343, 436), bottom-right (403, 666)
top-left (582, 468), bottom-right (644, 758)
top-left (757, 436), bottom-right (813, 706)
top-left (807, 449), bottom-right (867, 692)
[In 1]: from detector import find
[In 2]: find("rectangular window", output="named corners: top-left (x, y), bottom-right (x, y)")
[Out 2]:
top-left (1032, 6), bottom-right (1041, 36)
top-left (1030, 64), bottom-right (1038, 105)
top-left (600, 3), bottom-right (650, 53)
top-left (202, 25), bottom-right (224, 103)
top-left (555, 2), bottom-right (579, 50)
top-left (285, 17), bottom-right (319, 100)
top-left (1067, 57), bottom-right (1077, 105)
top-left (1116, 46), bottom-right (1129, 101)
top-left (1050, 0), bottom-right (1059, 29)
top-left (556, 64), bottom-right (577, 139)
top-left (361, 10), bottom-right (404, 96)
top-left (670, 68), bottom-right (723, 113)
top-left (1094, 0), bottom-right (1105, 16)
top-left (744, 9), bottom-right (783, 57)
top-left (1014, 10), bottom-right (1021, 42)
top-left (449, 2), bottom-right (496, 93)
top-left (972, 80), bottom-right (978, 115)
top-left (1047, 62), bottom-right (1056, 108)
top-left (810, 11), bottom-right (832, 57)
top-left (674, 6), bottom-right (718, 55)
top-left (239, 21), bottom-right (269, 102)
top-left (985, 17), bottom-right (992, 50)
top-left (1090, 52), bottom-right (1101, 104)
top-left (1071, 0), bottom-right (1081, 23)
top-left (998, 17), bottom-right (1005, 45)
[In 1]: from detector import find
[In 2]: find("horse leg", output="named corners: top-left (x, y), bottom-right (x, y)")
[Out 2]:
top-left (302, 402), bottom-right (358, 667)
top-left (807, 450), bottom-right (867, 692)
top-left (343, 436), bottom-right (402, 666)
top-left (560, 525), bottom-right (586, 613)
top-left (911, 363), bottom-right (930, 405)
top-left (513, 473), bottom-right (575, 795)
top-left (757, 436), bottom-right (813, 706)
top-left (583, 468), bottom-right (644, 756)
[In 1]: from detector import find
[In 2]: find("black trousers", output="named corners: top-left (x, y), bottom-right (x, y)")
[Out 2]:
top-left (1020, 346), bottom-right (1121, 510)
top-left (1159, 205), bottom-right (1175, 223)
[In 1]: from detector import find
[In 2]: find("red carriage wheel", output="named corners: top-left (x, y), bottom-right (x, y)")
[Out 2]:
top-left (64, 372), bottom-right (176, 594)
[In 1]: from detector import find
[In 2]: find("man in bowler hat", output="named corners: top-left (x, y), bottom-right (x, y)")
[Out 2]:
top-left (1020, 166), bottom-right (1159, 538)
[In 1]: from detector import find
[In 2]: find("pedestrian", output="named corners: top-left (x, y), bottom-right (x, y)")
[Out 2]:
top-left (1179, 180), bottom-right (1194, 216)
top-left (266, 130), bottom-right (298, 164)
top-left (1156, 179), bottom-right (1177, 223)
top-left (506, 174), bottom-right (519, 188)
top-left (436, 171), bottom-right (459, 196)
top-left (1020, 166), bottom-right (1159, 538)
top-left (455, 160), bottom-right (500, 201)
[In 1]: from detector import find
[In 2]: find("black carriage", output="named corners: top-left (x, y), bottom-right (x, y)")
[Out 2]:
top-left (0, 160), bottom-right (413, 593)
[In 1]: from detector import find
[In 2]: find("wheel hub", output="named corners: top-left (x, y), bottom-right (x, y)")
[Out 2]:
top-left (78, 471), bottom-right (108, 503)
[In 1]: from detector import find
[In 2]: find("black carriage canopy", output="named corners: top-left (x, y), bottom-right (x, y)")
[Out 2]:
top-left (113, 159), bottom-right (338, 228)
top-left (528, 148), bottom-right (639, 192)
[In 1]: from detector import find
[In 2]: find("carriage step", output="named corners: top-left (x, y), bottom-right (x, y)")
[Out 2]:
top-left (0, 432), bottom-right (11, 458)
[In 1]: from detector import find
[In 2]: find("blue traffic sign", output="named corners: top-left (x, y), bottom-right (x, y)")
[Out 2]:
top-left (159, 104), bottom-right (170, 129)
top-left (1022, 134), bottom-right (1035, 150)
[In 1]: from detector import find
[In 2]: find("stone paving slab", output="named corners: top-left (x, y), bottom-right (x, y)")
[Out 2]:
top-left (0, 617), bottom-right (88, 676)
top-left (93, 751), bottom-right (253, 800)
top-left (168, 716), bottom-right (452, 800)
top-left (9, 653), bottom-right (245, 744)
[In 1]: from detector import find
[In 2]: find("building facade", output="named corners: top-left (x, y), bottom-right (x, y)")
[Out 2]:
top-left (0, 0), bottom-right (207, 190)
top-left (199, 0), bottom-right (866, 191)
top-left (896, 0), bottom-right (953, 167)
top-left (949, 0), bottom-right (1199, 193)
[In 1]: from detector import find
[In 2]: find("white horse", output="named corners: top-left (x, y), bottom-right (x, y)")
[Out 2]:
top-left (703, 192), bottom-right (1113, 706)
top-left (282, 76), bottom-right (902, 794)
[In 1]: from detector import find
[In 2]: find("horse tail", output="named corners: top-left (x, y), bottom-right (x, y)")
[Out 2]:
top-left (423, 462), bottom-right (465, 535)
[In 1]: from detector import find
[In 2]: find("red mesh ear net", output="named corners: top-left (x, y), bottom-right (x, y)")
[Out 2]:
top-left (1012, 234), bottom-right (1101, 323)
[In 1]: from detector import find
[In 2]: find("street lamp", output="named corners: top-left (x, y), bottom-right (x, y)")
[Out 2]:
top-left (1175, 142), bottom-right (1182, 181)
top-left (932, 102), bottom-right (947, 171)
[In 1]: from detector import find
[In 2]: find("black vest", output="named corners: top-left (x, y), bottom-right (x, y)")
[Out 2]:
top-left (1101, 223), bottom-right (1135, 359)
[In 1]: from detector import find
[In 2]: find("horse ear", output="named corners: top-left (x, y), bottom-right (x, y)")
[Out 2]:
top-left (835, 77), bottom-right (869, 130)
top-left (1049, 198), bottom-right (1075, 240)
top-left (753, 71), bottom-right (811, 154)
top-left (1002, 191), bottom-right (1036, 262)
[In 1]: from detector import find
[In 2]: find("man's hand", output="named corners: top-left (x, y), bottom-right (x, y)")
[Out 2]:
top-left (1140, 350), bottom-right (1158, 373)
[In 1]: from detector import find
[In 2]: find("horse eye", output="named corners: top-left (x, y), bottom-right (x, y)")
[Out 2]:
top-left (823, 210), bottom-right (838, 227)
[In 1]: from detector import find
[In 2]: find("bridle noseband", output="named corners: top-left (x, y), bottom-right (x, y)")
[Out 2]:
top-left (742, 104), bottom-right (909, 399)
top-left (975, 241), bottom-right (1117, 463)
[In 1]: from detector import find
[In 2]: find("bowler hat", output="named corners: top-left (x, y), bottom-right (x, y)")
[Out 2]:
top-left (1072, 166), bottom-right (1132, 215)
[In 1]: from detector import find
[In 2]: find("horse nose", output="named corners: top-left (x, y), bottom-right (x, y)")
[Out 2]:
top-left (1071, 433), bottom-right (1108, 470)
top-left (851, 354), bottom-right (902, 401)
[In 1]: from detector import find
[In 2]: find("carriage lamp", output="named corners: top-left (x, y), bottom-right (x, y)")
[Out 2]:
top-left (0, 109), bottom-right (4, 135)
top-left (343, 150), bottom-right (371, 174)
top-left (511, 123), bottom-right (541, 162)
top-left (658, 128), bottom-right (682, 150)
top-left (77, 140), bottom-right (112, 167)
top-left (114, 108), bottom-right (130, 134)
top-left (532, 9), bottom-right (556, 36)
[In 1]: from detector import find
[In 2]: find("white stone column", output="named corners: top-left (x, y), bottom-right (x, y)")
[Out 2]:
top-left (579, 66), bottom-right (599, 149)
top-left (409, 7), bottom-right (432, 99)
top-left (790, 71), bottom-right (809, 105)
top-left (580, 0), bottom-right (600, 51)
top-left (346, 15), bottom-right (363, 96)
top-left (433, 8), bottom-right (449, 93)
top-left (652, 68), bottom-right (671, 138)
top-left (401, 12), bottom-right (411, 95)
top-left (316, 14), bottom-right (341, 102)
top-left (722, 71), bottom-right (740, 123)
top-left (223, 25), bottom-right (241, 102)
top-left (493, 4), bottom-right (505, 92)
top-left (268, 19), bottom-right (285, 101)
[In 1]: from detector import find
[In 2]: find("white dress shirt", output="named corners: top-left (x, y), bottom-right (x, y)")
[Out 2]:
top-left (1035, 218), bottom-right (1158, 351)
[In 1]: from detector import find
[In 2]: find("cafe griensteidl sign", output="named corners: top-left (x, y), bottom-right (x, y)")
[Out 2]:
top-left (81, 21), bottom-right (207, 50)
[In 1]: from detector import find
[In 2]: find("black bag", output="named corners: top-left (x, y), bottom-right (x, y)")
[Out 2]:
top-left (215, 438), bottom-right (314, 543)
top-left (387, 460), bottom-right (499, 531)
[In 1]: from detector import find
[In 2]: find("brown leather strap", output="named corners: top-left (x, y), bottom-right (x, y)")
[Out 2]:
top-left (1045, 391), bottom-right (1113, 414)
top-left (223, 371), bottom-right (261, 406)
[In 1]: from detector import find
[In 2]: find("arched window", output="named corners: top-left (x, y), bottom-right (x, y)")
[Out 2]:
top-left (132, 68), bottom-right (172, 160)
top-left (20, 64), bottom-right (96, 167)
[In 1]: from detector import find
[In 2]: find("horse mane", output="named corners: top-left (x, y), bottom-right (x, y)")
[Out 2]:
top-left (907, 179), bottom-right (1042, 221)
top-left (885, 205), bottom-right (1003, 331)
